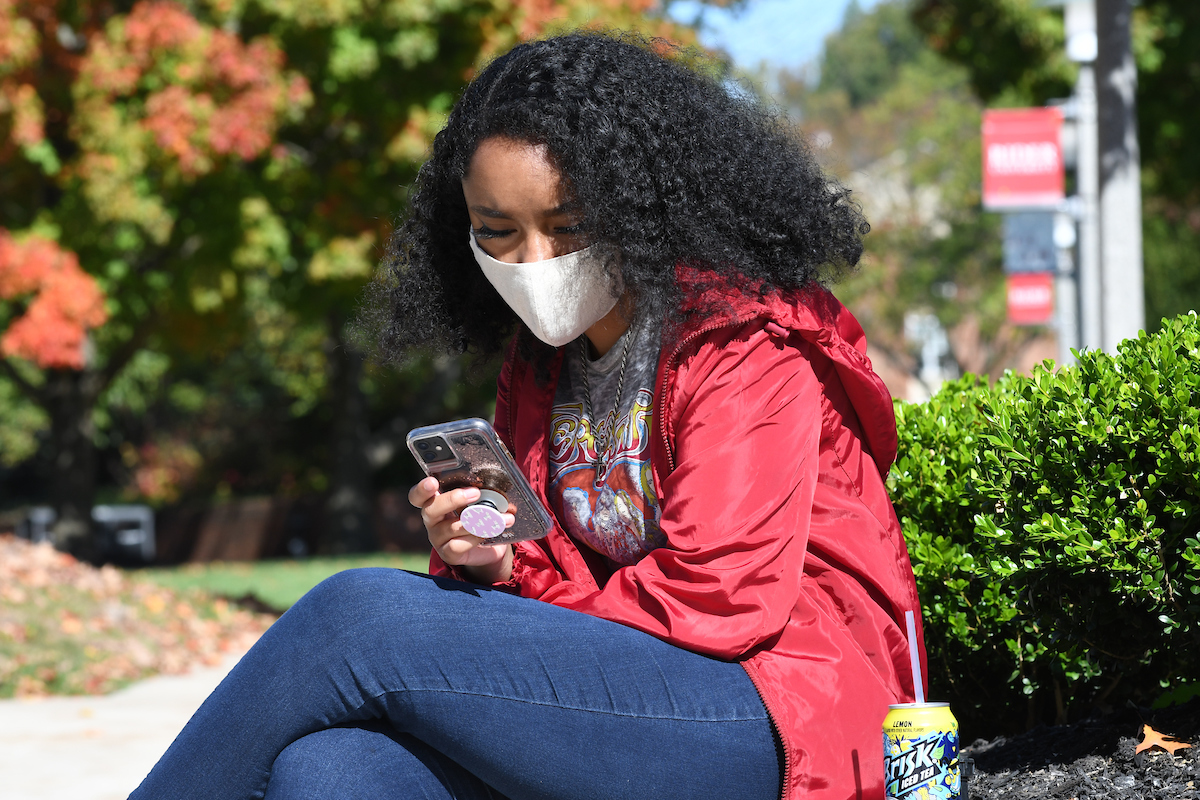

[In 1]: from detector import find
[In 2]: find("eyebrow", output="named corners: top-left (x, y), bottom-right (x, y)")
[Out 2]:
top-left (468, 202), bottom-right (578, 219)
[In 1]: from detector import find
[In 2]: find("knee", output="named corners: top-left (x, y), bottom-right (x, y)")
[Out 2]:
top-left (301, 567), bottom-right (406, 609)
top-left (265, 726), bottom-right (431, 800)
top-left (289, 568), bottom-right (437, 632)
top-left (267, 728), bottom-right (363, 799)
top-left (282, 567), bottom-right (489, 654)
top-left (266, 731), bottom-right (335, 799)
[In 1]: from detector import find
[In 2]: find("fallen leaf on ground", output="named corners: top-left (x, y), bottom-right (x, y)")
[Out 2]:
top-left (1135, 723), bottom-right (1193, 756)
top-left (0, 534), bottom-right (273, 698)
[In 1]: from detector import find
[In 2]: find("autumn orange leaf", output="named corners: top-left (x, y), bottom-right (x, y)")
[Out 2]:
top-left (1136, 724), bottom-right (1193, 756)
top-left (0, 232), bottom-right (108, 368)
top-left (59, 611), bottom-right (84, 636)
top-left (76, 0), bottom-right (311, 183)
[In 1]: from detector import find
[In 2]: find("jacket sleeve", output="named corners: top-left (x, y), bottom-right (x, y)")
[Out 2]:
top-left (524, 325), bottom-right (824, 660)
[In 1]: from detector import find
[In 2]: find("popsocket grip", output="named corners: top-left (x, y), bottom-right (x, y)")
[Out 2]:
top-left (459, 489), bottom-right (510, 539)
top-left (460, 504), bottom-right (506, 538)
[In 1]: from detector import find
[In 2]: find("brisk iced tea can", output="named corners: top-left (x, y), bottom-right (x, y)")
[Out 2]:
top-left (882, 702), bottom-right (960, 800)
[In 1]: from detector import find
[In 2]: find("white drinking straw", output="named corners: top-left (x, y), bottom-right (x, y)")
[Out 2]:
top-left (905, 610), bottom-right (925, 705)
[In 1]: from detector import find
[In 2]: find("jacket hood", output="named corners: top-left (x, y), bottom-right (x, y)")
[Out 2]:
top-left (669, 272), bottom-right (898, 478)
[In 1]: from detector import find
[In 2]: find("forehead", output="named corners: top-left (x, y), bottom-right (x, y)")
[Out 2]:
top-left (462, 137), bottom-right (570, 211)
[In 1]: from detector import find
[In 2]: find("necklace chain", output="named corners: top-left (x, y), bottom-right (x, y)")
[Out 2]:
top-left (580, 324), bottom-right (634, 484)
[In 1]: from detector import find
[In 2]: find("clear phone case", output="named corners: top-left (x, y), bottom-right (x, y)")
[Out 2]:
top-left (406, 418), bottom-right (553, 544)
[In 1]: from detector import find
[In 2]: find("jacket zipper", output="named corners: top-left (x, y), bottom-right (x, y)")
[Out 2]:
top-left (743, 660), bottom-right (792, 800)
top-left (655, 315), bottom-right (793, 798)
top-left (657, 314), bottom-right (759, 474)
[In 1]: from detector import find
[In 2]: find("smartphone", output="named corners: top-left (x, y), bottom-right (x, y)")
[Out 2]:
top-left (407, 418), bottom-right (553, 544)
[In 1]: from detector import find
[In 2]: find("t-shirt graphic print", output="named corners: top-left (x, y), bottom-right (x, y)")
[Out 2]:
top-left (548, 324), bottom-right (665, 566)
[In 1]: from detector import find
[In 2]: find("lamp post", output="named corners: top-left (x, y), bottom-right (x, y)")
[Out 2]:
top-left (1096, 0), bottom-right (1145, 349)
top-left (1050, 0), bottom-right (1145, 353)
top-left (1065, 0), bottom-right (1104, 352)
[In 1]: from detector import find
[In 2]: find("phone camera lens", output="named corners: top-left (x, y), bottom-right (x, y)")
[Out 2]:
top-left (415, 437), bottom-right (451, 464)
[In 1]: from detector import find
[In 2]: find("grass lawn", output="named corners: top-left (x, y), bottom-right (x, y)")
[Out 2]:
top-left (132, 552), bottom-right (431, 612)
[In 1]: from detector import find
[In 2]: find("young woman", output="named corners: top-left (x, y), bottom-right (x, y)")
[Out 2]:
top-left (131, 32), bottom-right (924, 800)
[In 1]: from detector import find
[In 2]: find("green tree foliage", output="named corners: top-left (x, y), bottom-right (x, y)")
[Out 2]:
top-left (1143, 212), bottom-right (1200, 328)
top-left (911, 0), bottom-right (1074, 105)
top-left (1134, 1), bottom-right (1200, 207)
top-left (817, 0), bottom-right (926, 107)
top-left (1, 0), bottom-right (309, 549)
top-left (912, 0), bottom-right (1200, 328)
top-left (781, 1), bottom-right (1036, 385)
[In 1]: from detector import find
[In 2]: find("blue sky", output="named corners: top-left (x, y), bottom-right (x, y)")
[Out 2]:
top-left (668, 0), bottom-right (884, 74)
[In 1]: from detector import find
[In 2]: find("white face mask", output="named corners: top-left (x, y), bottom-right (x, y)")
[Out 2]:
top-left (468, 230), bottom-right (623, 348)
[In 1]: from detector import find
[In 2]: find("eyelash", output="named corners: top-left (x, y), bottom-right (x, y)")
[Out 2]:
top-left (472, 223), bottom-right (586, 240)
top-left (472, 225), bottom-right (511, 240)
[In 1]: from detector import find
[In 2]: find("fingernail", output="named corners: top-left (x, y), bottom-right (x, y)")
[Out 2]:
top-left (462, 487), bottom-right (480, 499)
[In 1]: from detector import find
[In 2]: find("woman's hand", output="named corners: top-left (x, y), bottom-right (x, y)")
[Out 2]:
top-left (408, 477), bottom-right (514, 584)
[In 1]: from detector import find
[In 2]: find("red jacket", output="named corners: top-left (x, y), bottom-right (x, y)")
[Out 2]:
top-left (431, 283), bottom-right (926, 800)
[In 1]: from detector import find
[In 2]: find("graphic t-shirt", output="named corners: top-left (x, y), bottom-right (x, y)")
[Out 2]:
top-left (548, 322), bottom-right (665, 566)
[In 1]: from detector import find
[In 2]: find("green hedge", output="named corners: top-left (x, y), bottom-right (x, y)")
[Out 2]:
top-left (892, 312), bottom-right (1200, 735)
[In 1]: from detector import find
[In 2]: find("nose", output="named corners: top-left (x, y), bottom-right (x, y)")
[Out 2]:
top-left (512, 232), bottom-right (560, 263)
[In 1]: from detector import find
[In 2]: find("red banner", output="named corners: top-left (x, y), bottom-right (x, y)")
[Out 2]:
top-left (1007, 272), bottom-right (1055, 326)
top-left (982, 108), bottom-right (1064, 209)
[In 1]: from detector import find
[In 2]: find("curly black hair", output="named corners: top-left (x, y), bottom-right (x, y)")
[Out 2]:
top-left (370, 30), bottom-right (868, 365)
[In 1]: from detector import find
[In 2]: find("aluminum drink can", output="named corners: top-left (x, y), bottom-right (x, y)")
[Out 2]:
top-left (882, 702), bottom-right (960, 800)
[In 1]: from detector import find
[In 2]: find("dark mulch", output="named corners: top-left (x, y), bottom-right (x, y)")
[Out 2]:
top-left (965, 699), bottom-right (1200, 799)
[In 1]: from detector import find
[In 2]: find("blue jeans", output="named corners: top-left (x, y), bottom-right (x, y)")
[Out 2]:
top-left (129, 568), bottom-right (781, 800)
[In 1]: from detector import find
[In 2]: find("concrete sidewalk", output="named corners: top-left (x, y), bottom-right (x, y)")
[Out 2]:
top-left (0, 648), bottom-right (248, 800)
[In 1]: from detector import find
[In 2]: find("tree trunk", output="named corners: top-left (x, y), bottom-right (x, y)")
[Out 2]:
top-left (44, 367), bottom-right (101, 560)
top-left (319, 320), bottom-right (374, 554)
